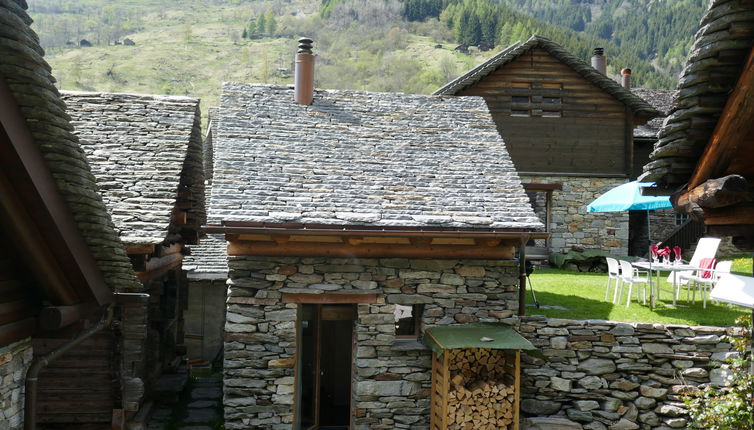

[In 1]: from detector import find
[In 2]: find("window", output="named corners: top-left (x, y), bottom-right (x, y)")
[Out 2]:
top-left (675, 213), bottom-right (690, 226)
top-left (395, 304), bottom-right (423, 338)
top-left (507, 82), bottom-right (562, 118)
top-left (512, 96), bottom-right (530, 103)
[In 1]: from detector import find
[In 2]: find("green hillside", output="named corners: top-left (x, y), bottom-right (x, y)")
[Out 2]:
top-left (29, 0), bottom-right (701, 119)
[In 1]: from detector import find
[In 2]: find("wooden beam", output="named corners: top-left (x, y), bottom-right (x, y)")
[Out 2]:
top-left (136, 254), bottom-right (183, 282)
top-left (522, 183), bottom-right (562, 191)
top-left (688, 45), bottom-right (754, 189)
top-left (39, 303), bottom-right (98, 331)
top-left (124, 244), bottom-right (155, 255)
top-left (0, 317), bottom-right (36, 346)
top-left (228, 241), bottom-right (517, 259)
top-left (283, 293), bottom-right (378, 304)
top-left (674, 175), bottom-right (752, 220)
top-left (702, 203), bottom-right (754, 226)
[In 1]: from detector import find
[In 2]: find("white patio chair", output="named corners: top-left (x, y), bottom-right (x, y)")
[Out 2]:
top-left (707, 260), bottom-right (733, 306)
top-left (605, 257), bottom-right (621, 301)
top-left (687, 257), bottom-right (716, 308)
top-left (670, 237), bottom-right (721, 285)
top-left (617, 260), bottom-right (650, 307)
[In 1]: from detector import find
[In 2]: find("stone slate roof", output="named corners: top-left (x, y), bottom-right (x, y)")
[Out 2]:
top-left (61, 91), bottom-right (206, 246)
top-left (204, 107), bottom-right (219, 184)
top-left (184, 233), bottom-right (228, 279)
top-left (642, 0), bottom-right (754, 185)
top-left (632, 88), bottom-right (678, 139)
top-left (0, 0), bottom-right (140, 292)
top-left (209, 83), bottom-right (543, 230)
top-left (433, 35), bottom-right (659, 119)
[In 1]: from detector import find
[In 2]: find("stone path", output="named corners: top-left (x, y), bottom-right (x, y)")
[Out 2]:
top-left (145, 372), bottom-right (223, 430)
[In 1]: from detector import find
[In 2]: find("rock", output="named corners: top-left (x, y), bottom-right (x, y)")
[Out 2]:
top-left (523, 417), bottom-right (583, 430)
top-left (710, 367), bottom-right (735, 386)
top-left (634, 396), bottom-right (657, 409)
top-left (566, 408), bottom-right (593, 423)
top-left (681, 367), bottom-right (707, 378)
top-left (574, 400), bottom-right (600, 411)
top-left (610, 324), bottom-right (635, 336)
top-left (654, 404), bottom-right (685, 417)
top-left (642, 343), bottom-right (673, 354)
top-left (551, 376), bottom-right (573, 392)
top-left (687, 334), bottom-right (720, 344)
top-left (610, 379), bottom-right (639, 391)
top-left (664, 417), bottom-right (687, 428)
top-left (608, 418), bottom-right (639, 430)
top-left (521, 399), bottom-right (562, 415)
top-left (639, 385), bottom-right (667, 399)
top-left (638, 411), bottom-right (660, 426)
top-left (577, 358), bottom-right (616, 375)
top-left (579, 375), bottom-right (604, 390)
top-left (602, 398), bottom-right (623, 412)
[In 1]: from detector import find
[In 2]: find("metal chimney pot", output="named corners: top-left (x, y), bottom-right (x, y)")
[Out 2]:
top-left (591, 48), bottom-right (606, 75)
top-left (294, 38), bottom-right (315, 105)
top-left (621, 68), bottom-right (632, 90)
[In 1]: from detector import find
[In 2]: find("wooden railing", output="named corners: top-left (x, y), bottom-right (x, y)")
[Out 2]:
top-left (658, 219), bottom-right (706, 251)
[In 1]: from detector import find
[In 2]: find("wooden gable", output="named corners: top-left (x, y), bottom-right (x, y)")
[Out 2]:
top-left (457, 47), bottom-right (632, 177)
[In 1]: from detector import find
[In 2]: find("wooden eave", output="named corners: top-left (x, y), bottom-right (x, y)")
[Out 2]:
top-left (125, 242), bottom-right (185, 281)
top-left (0, 76), bottom-right (112, 306)
top-left (205, 222), bottom-right (546, 259)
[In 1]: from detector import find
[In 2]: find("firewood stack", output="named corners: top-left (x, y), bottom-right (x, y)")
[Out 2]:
top-left (445, 348), bottom-right (516, 429)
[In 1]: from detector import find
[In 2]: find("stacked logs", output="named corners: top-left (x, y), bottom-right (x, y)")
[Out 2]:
top-left (446, 348), bottom-right (515, 429)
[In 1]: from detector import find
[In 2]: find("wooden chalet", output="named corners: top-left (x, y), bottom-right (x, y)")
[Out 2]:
top-left (0, 1), bottom-right (143, 428)
top-left (642, 0), bottom-right (754, 251)
top-left (206, 78), bottom-right (543, 428)
top-left (59, 92), bottom-right (205, 416)
top-left (434, 35), bottom-right (660, 259)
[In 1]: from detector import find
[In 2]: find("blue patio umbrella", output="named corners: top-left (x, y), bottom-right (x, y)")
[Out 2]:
top-left (587, 181), bottom-right (672, 212)
top-left (587, 181), bottom-right (673, 308)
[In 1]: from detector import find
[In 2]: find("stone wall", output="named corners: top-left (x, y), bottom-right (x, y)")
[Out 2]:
top-left (223, 256), bottom-right (520, 429)
top-left (522, 176), bottom-right (629, 256)
top-left (513, 316), bottom-right (740, 430)
top-left (0, 338), bottom-right (32, 430)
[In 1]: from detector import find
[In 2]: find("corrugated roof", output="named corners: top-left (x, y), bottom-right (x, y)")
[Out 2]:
top-left (434, 35), bottom-right (659, 119)
top-left (61, 91), bottom-right (206, 245)
top-left (209, 83), bottom-right (543, 230)
top-left (641, 0), bottom-right (754, 186)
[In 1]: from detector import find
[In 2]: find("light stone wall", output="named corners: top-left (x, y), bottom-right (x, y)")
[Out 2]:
top-left (0, 338), bottom-right (32, 430)
top-left (513, 316), bottom-right (741, 430)
top-left (223, 256), bottom-right (520, 430)
top-left (522, 176), bottom-right (629, 256)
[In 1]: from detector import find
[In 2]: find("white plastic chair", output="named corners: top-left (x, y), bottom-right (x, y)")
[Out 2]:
top-left (706, 260), bottom-right (733, 307)
top-left (617, 260), bottom-right (650, 307)
top-left (687, 257), bottom-right (716, 308)
top-left (670, 237), bottom-right (721, 285)
top-left (605, 257), bottom-right (621, 301)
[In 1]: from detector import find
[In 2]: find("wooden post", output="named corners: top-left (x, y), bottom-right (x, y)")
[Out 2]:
top-left (518, 240), bottom-right (527, 316)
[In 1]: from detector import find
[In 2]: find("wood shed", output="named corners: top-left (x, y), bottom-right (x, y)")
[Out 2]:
top-left (424, 324), bottom-right (537, 430)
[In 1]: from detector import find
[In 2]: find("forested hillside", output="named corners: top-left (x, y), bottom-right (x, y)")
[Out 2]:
top-left (29, 0), bottom-right (703, 117)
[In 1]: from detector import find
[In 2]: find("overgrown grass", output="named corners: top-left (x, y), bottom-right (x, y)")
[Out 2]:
top-left (526, 258), bottom-right (750, 327)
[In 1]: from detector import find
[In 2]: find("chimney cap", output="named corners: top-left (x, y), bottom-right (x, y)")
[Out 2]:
top-left (593, 48), bottom-right (604, 56)
top-left (621, 68), bottom-right (632, 76)
top-left (298, 37), bottom-right (314, 54)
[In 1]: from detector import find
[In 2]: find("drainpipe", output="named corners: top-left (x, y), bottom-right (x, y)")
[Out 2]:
top-left (24, 305), bottom-right (114, 430)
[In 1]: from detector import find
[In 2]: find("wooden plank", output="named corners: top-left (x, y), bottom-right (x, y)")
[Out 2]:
top-left (0, 317), bottom-right (36, 345)
top-left (688, 45), bottom-right (754, 190)
top-left (523, 183), bottom-right (563, 191)
top-left (282, 293), bottom-right (378, 304)
top-left (513, 350), bottom-right (521, 430)
top-left (228, 240), bottom-right (517, 259)
top-left (124, 244), bottom-right (155, 255)
top-left (703, 202), bottom-right (754, 225)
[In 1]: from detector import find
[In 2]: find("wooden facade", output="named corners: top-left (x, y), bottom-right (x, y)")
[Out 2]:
top-left (457, 47), bottom-right (633, 176)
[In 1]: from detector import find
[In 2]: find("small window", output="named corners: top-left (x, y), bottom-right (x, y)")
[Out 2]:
top-left (675, 213), bottom-right (690, 226)
top-left (512, 96), bottom-right (530, 103)
top-left (395, 304), bottom-right (423, 338)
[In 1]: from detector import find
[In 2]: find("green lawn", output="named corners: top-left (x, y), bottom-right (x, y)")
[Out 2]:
top-left (525, 258), bottom-right (751, 327)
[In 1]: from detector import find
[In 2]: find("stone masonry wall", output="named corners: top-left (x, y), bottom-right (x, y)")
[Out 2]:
top-left (223, 256), bottom-right (520, 429)
top-left (513, 316), bottom-right (740, 430)
top-left (0, 338), bottom-right (32, 430)
top-left (522, 176), bottom-right (629, 256)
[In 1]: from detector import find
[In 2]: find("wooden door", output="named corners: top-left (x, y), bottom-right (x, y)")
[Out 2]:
top-left (297, 304), bottom-right (355, 430)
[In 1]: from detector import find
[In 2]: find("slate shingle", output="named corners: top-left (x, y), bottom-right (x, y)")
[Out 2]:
top-left (209, 83), bottom-right (543, 231)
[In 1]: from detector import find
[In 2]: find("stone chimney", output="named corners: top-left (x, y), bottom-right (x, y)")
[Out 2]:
top-left (591, 48), bottom-right (606, 75)
top-left (294, 38), bottom-right (315, 105)
top-left (621, 68), bottom-right (632, 90)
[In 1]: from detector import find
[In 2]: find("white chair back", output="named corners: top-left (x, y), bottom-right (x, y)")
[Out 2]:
top-left (618, 260), bottom-right (634, 279)
top-left (714, 260), bottom-right (733, 280)
top-left (669, 237), bottom-right (721, 283)
top-left (606, 257), bottom-right (620, 277)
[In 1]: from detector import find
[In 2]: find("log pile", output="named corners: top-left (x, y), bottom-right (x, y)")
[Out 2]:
top-left (446, 348), bottom-right (515, 429)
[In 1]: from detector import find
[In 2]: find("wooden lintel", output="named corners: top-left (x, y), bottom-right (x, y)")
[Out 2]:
top-left (237, 234), bottom-right (273, 242)
top-left (125, 244), bottom-right (155, 255)
top-left (274, 235), bottom-right (290, 244)
top-left (477, 238), bottom-right (502, 247)
top-left (409, 237), bottom-right (433, 246)
top-left (282, 293), bottom-right (378, 304)
top-left (228, 241), bottom-right (517, 259)
top-left (523, 183), bottom-right (563, 191)
top-left (688, 45), bottom-right (754, 189)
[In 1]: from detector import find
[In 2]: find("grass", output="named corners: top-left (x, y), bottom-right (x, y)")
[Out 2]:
top-left (525, 256), bottom-right (752, 327)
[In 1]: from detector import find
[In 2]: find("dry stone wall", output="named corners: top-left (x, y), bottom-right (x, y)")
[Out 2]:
top-left (0, 338), bottom-right (32, 430)
top-left (522, 176), bottom-right (629, 256)
top-left (223, 255), bottom-right (520, 429)
top-left (514, 316), bottom-right (740, 430)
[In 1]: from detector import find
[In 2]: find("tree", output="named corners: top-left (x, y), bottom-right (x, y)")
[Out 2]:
top-left (264, 8), bottom-right (277, 35)
top-left (256, 13), bottom-right (267, 36)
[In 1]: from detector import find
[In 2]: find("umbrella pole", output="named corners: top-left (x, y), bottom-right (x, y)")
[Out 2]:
top-left (647, 210), bottom-right (655, 309)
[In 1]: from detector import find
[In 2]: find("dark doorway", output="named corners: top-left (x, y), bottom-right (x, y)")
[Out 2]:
top-left (297, 304), bottom-right (355, 430)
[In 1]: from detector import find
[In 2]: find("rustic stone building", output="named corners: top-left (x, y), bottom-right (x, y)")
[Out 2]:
top-left (0, 0), bottom-right (141, 427)
top-left (205, 82), bottom-right (543, 429)
top-left (434, 36), bottom-right (661, 259)
top-left (60, 91), bottom-right (205, 416)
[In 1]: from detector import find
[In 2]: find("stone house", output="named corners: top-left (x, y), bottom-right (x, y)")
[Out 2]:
top-left (0, 1), bottom-right (142, 427)
top-left (434, 36), bottom-right (661, 259)
top-left (205, 79), bottom-right (544, 429)
top-left (60, 91), bottom-right (205, 416)
top-left (641, 0), bottom-right (754, 252)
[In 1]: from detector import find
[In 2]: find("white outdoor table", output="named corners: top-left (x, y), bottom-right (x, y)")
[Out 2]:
top-left (632, 261), bottom-right (696, 308)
